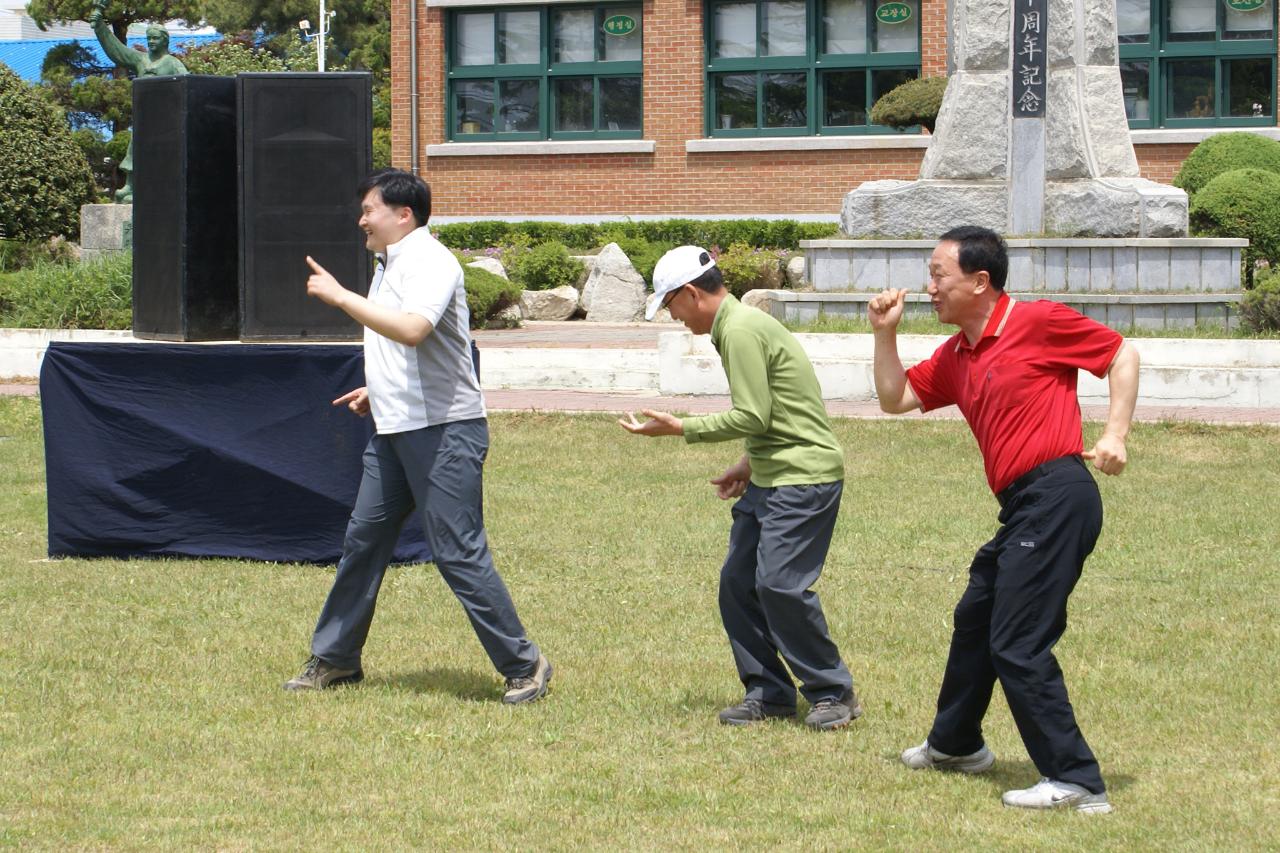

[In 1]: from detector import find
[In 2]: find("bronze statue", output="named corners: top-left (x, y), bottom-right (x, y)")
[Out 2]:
top-left (88, 0), bottom-right (187, 203)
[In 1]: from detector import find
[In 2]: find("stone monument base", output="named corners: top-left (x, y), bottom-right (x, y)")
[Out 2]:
top-left (840, 179), bottom-right (1188, 239)
top-left (79, 204), bottom-right (132, 262)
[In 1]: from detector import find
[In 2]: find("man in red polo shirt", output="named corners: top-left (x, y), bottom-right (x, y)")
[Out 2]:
top-left (868, 225), bottom-right (1139, 814)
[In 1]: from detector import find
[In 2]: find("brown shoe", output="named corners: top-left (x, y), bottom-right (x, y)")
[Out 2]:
top-left (502, 655), bottom-right (552, 704)
top-left (283, 655), bottom-right (364, 691)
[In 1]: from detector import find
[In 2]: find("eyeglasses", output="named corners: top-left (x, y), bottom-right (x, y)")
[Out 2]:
top-left (660, 284), bottom-right (686, 312)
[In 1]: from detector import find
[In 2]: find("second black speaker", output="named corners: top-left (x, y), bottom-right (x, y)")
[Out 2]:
top-left (238, 72), bottom-right (372, 340)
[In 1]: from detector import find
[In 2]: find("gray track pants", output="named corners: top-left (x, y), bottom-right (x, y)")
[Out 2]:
top-left (718, 481), bottom-right (853, 707)
top-left (310, 418), bottom-right (540, 679)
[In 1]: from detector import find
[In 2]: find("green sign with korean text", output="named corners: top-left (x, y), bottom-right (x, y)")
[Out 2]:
top-left (1223, 0), bottom-right (1265, 11)
top-left (875, 2), bottom-right (912, 23)
top-left (602, 14), bottom-right (638, 36)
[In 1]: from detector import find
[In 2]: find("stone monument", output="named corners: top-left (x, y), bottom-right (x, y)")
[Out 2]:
top-left (842, 0), bottom-right (1187, 238)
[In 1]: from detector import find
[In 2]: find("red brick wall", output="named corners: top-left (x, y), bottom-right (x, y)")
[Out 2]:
top-left (388, 0), bottom-right (1266, 216)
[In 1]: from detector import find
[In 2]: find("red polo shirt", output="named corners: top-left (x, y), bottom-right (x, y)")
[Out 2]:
top-left (905, 294), bottom-right (1123, 495)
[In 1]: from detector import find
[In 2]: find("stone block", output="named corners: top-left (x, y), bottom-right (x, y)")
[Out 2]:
top-left (1113, 246), bottom-right (1138, 291)
top-left (921, 73), bottom-right (1009, 180)
top-left (1066, 247), bottom-right (1091, 292)
top-left (79, 204), bottom-right (133, 252)
top-left (1084, 0), bottom-right (1119, 64)
top-left (1082, 302), bottom-right (1108, 323)
top-left (1047, 0), bottom-right (1075, 65)
top-left (1165, 303), bottom-right (1196, 328)
top-left (1046, 70), bottom-right (1089, 179)
top-left (1045, 247), bottom-right (1068, 290)
top-left (888, 250), bottom-right (927, 290)
top-left (1089, 248), bottom-right (1115, 292)
top-left (1200, 248), bottom-right (1240, 292)
top-left (1107, 303), bottom-right (1134, 328)
top-left (849, 250), bottom-right (889, 290)
top-left (1045, 181), bottom-right (1141, 237)
top-left (1169, 248), bottom-right (1201, 292)
top-left (811, 249), bottom-right (850, 291)
top-left (1008, 252), bottom-right (1035, 291)
top-left (1081, 68), bottom-right (1141, 177)
top-left (841, 181), bottom-right (1007, 238)
top-left (955, 0), bottom-right (1011, 71)
top-left (1134, 302), bottom-right (1165, 330)
top-left (1137, 247), bottom-right (1170, 292)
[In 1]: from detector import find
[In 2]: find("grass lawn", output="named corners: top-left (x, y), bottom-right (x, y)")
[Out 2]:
top-left (1, 397), bottom-right (1277, 849)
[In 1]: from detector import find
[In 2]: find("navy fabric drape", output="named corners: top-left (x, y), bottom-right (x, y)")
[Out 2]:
top-left (39, 342), bottom-right (431, 563)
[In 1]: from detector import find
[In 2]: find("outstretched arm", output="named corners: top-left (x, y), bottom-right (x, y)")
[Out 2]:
top-left (1083, 340), bottom-right (1138, 475)
top-left (868, 288), bottom-right (921, 413)
top-left (90, 5), bottom-right (143, 74)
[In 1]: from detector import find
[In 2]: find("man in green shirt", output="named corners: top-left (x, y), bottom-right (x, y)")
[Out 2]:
top-left (620, 246), bottom-right (860, 730)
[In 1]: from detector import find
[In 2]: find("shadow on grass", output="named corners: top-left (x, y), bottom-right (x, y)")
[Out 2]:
top-left (372, 666), bottom-right (499, 701)
top-left (977, 760), bottom-right (1137, 796)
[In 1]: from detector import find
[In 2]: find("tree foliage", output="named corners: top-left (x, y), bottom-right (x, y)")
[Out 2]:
top-left (200, 0), bottom-right (389, 78)
top-left (0, 66), bottom-right (98, 240)
top-left (26, 0), bottom-right (205, 43)
top-left (870, 74), bottom-right (948, 133)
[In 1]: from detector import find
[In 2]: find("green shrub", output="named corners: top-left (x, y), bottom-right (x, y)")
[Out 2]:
top-left (508, 240), bottom-right (584, 291)
top-left (0, 237), bottom-right (78, 273)
top-left (714, 243), bottom-right (786, 297)
top-left (0, 251), bottom-right (131, 329)
top-left (1173, 132), bottom-right (1280, 197)
top-left (870, 75), bottom-right (948, 133)
top-left (434, 219), bottom-right (839, 253)
top-left (177, 40), bottom-right (287, 74)
top-left (1189, 167), bottom-right (1280, 285)
top-left (372, 127), bottom-right (392, 170)
top-left (0, 66), bottom-right (98, 241)
top-left (462, 263), bottom-right (521, 329)
top-left (1241, 268), bottom-right (1280, 333)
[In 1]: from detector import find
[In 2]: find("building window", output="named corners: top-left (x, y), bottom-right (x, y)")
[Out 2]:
top-left (1118, 0), bottom-right (1276, 126)
top-left (447, 4), bottom-right (643, 140)
top-left (704, 0), bottom-right (921, 136)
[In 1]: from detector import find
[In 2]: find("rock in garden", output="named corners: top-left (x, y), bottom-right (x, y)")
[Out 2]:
top-left (581, 243), bottom-right (647, 322)
top-left (571, 255), bottom-right (597, 289)
top-left (486, 303), bottom-right (522, 329)
top-left (467, 257), bottom-right (508, 279)
top-left (741, 289), bottom-right (777, 315)
top-left (520, 285), bottom-right (580, 321)
top-left (645, 291), bottom-right (673, 323)
top-left (785, 255), bottom-right (806, 287)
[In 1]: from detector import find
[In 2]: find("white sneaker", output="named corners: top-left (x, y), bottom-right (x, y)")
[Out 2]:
top-left (900, 740), bottom-right (995, 774)
top-left (1002, 778), bottom-right (1113, 813)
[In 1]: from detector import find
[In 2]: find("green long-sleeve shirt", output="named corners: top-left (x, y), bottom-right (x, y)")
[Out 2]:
top-left (682, 294), bottom-right (844, 487)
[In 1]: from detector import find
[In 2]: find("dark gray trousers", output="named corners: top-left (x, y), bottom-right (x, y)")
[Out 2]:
top-left (310, 418), bottom-right (539, 679)
top-left (718, 481), bottom-right (853, 707)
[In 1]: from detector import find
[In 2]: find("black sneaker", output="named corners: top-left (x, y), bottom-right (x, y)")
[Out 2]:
top-left (503, 654), bottom-right (553, 704)
top-left (283, 655), bottom-right (364, 691)
top-left (804, 689), bottom-right (863, 731)
top-left (718, 698), bottom-right (796, 726)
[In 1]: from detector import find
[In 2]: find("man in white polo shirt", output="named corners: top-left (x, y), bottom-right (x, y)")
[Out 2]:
top-left (284, 169), bottom-right (551, 704)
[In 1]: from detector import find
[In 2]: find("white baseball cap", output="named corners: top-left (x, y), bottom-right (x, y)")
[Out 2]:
top-left (647, 245), bottom-right (717, 320)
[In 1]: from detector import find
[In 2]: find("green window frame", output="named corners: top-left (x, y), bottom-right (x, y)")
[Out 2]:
top-left (446, 4), bottom-right (643, 140)
top-left (704, 0), bottom-right (922, 136)
top-left (1118, 0), bottom-right (1277, 127)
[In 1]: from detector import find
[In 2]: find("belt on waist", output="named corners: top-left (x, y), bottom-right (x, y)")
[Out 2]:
top-left (997, 454), bottom-right (1084, 508)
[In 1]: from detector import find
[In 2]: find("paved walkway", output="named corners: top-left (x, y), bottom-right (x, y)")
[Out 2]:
top-left (9, 321), bottom-right (1280, 425)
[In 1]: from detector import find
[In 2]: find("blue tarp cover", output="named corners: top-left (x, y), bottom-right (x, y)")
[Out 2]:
top-left (39, 341), bottom-right (430, 564)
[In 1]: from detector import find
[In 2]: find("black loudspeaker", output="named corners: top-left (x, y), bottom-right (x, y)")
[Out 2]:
top-left (237, 73), bottom-right (373, 340)
top-left (131, 75), bottom-right (239, 341)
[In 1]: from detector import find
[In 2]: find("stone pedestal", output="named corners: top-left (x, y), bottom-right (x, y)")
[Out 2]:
top-left (841, 0), bottom-right (1189, 238)
top-left (79, 204), bottom-right (133, 261)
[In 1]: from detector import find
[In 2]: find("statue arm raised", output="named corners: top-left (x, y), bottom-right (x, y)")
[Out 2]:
top-left (90, 8), bottom-right (143, 74)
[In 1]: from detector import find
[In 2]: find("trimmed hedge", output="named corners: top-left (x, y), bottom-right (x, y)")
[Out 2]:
top-left (435, 218), bottom-right (839, 253)
top-left (461, 264), bottom-right (521, 328)
top-left (1241, 268), bottom-right (1280, 333)
top-left (1188, 167), bottom-right (1280, 285)
top-left (870, 75), bottom-right (947, 133)
top-left (1173, 132), bottom-right (1280, 197)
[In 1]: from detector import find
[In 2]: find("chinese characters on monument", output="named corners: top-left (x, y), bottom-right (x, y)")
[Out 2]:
top-left (1013, 0), bottom-right (1047, 118)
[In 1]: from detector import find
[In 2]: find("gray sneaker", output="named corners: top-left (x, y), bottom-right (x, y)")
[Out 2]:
top-left (718, 698), bottom-right (797, 726)
top-left (900, 739), bottom-right (995, 774)
top-left (1002, 778), bottom-right (1113, 814)
top-left (804, 689), bottom-right (864, 731)
top-left (283, 655), bottom-right (364, 691)
top-left (503, 654), bottom-right (553, 704)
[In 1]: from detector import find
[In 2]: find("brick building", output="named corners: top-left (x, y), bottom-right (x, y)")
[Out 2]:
top-left (389, 0), bottom-right (1279, 217)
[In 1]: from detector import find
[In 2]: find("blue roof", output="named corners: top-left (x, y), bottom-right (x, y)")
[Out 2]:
top-left (0, 33), bottom-right (222, 82)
